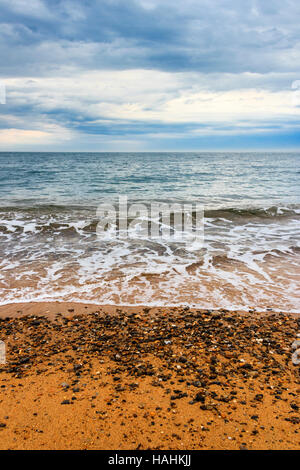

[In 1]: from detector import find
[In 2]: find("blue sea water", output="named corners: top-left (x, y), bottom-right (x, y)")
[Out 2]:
top-left (0, 151), bottom-right (299, 208)
top-left (0, 152), bottom-right (299, 311)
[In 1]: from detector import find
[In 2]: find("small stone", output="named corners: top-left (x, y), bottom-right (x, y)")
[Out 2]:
top-left (240, 444), bottom-right (248, 450)
top-left (292, 349), bottom-right (300, 366)
top-left (178, 356), bottom-right (187, 363)
top-left (194, 392), bottom-right (205, 403)
top-left (254, 394), bottom-right (263, 402)
top-left (292, 340), bottom-right (300, 351)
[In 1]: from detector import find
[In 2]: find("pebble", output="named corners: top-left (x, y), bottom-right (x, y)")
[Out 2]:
top-left (292, 349), bottom-right (300, 366)
top-left (291, 340), bottom-right (300, 351)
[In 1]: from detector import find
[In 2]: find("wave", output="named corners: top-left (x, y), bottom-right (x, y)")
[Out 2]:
top-left (205, 205), bottom-right (300, 220)
top-left (0, 203), bottom-right (299, 221)
top-left (0, 204), bottom-right (95, 214)
top-left (0, 208), bottom-right (299, 311)
top-left (0, 204), bottom-right (299, 244)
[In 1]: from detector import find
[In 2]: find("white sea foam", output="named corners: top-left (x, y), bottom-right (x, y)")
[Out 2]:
top-left (0, 205), bottom-right (299, 312)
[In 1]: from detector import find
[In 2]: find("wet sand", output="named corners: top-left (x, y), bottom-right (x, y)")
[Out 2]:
top-left (0, 302), bottom-right (299, 450)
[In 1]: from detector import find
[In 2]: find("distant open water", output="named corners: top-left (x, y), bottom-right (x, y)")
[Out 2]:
top-left (0, 152), bottom-right (299, 312)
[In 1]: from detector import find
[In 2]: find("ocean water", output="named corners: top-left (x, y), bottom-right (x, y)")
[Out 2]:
top-left (0, 152), bottom-right (299, 311)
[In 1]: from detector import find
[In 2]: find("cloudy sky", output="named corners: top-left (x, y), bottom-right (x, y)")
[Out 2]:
top-left (0, 0), bottom-right (300, 151)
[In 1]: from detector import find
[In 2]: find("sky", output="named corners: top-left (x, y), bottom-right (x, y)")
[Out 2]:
top-left (0, 0), bottom-right (300, 151)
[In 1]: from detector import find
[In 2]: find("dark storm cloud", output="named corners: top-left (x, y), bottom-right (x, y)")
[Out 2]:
top-left (1, 0), bottom-right (300, 76)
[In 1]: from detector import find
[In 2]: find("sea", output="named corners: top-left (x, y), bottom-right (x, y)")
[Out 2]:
top-left (0, 151), bottom-right (299, 312)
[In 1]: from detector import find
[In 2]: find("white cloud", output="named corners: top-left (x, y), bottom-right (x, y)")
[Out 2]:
top-left (0, 124), bottom-right (74, 148)
top-left (5, 69), bottom-right (300, 126)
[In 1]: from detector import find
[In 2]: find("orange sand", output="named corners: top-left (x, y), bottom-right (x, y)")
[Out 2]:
top-left (0, 302), bottom-right (299, 450)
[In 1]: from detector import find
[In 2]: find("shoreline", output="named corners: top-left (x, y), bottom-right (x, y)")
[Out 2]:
top-left (0, 302), bottom-right (299, 450)
top-left (0, 301), bottom-right (299, 320)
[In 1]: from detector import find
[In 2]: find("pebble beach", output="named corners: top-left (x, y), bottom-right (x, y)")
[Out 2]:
top-left (0, 302), bottom-right (299, 450)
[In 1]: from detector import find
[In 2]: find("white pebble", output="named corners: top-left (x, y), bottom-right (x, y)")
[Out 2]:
top-left (292, 349), bottom-right (300, 366)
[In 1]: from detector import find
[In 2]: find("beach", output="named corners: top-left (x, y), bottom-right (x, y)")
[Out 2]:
top-left (2, 0), bottom-right (300, 455)
top-left (0, 302), bottom-right (299, 450)
top-left (0, 152), bottom-right (299, 450)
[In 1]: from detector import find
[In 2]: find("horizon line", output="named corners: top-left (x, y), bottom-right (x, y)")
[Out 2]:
top-left (1, 149), bottom-right (300, 153)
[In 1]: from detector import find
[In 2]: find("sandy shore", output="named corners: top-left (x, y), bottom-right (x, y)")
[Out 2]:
top-left (0, 302), bottom-right (299, 450)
